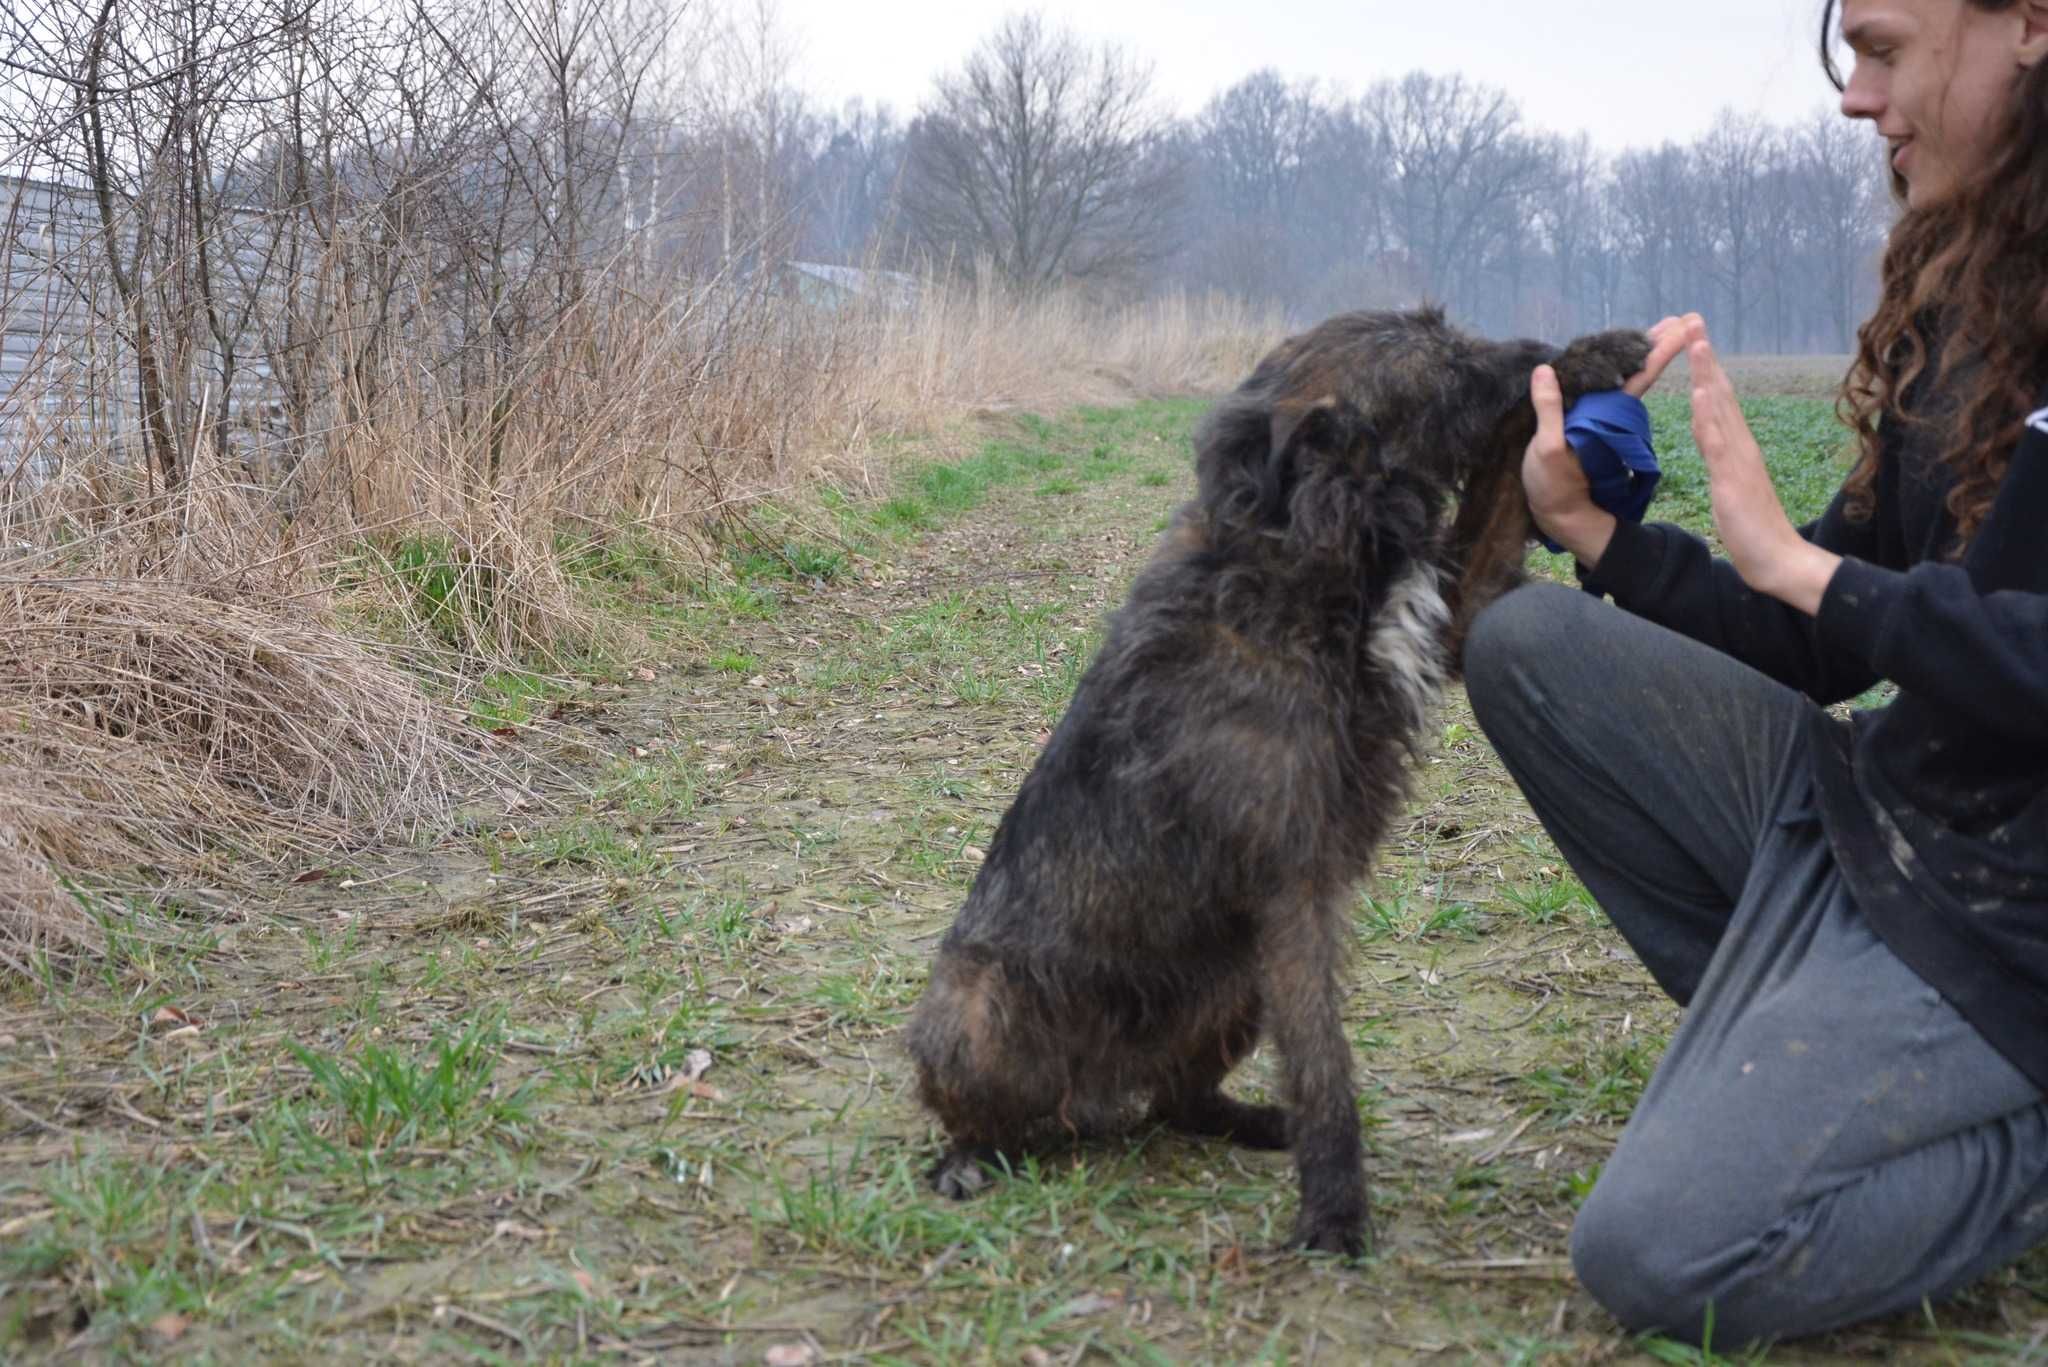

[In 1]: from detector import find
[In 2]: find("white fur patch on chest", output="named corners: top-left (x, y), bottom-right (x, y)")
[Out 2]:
top-left (2027, 406), bottom-right (2048, 438)
top-left (1365, 561), bottom-right (1451, 739)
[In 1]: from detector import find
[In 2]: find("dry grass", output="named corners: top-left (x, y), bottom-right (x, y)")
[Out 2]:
top-left (0, 462), bottom-right (481, 966)
top-left (0, 263), bottom-right (1283, 972)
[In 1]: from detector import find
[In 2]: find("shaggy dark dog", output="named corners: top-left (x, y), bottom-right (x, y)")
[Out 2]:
top-left (905, 309), bottom-right (1651, 1254)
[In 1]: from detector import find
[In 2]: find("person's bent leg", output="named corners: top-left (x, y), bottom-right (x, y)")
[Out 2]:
top-left (1464, 583), bottom-right (1809, 1002)
top-left (1567, 805), bottom-right (2048, 1345)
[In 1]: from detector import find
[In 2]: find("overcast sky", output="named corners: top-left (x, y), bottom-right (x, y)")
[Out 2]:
top-left (772, 0), bottom-right (1850, 151)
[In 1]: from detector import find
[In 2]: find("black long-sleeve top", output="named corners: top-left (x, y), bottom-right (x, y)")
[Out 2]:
top-left (1584, 382), bottom-right (2048, 1092)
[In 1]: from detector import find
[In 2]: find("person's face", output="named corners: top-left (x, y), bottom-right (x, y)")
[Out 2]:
top-left (1837, 0), bottom-right (2048, 207)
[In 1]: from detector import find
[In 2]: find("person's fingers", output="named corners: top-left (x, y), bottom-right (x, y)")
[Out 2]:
top-left (1530, 364), bottom-right (1565, 450)
top-left (1624, 320), bottom-right (1695, 398)
top-left (1689, 335), bottom-right (1753, 473)
top-left (1690, 339), bottom-right (1722, 456)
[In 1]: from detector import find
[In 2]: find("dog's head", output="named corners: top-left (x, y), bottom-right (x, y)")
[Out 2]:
top-left (1194, 310), bottom-right (1478, 538)
top-left (1193, 311), bottom-right (1654, 658)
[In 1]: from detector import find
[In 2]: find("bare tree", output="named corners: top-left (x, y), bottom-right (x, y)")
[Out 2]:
top-left (1182, 70), bottom-right (1322, 302)
top-left (1608, 142), bottom-right (1703, 324)
top-left (802, 98), bottom-right (905, 264)
top-left (1364, 71), bottom-right (1545, 320)
top-left (1796, 109), bottom-right (1886, 351)
top-left (901, 13), bottom-right (1180, 292)
top-left (0, 0), bottom-right (348, 488)
top-left (1697, 109), bottom-right (1771, 352)
top-left (1532, 133), bottom-right (1604, 334)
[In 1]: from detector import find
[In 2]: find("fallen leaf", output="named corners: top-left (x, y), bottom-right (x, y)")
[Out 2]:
top-left (1021, 1350), bottom-right (1056, 1367)
top-left (664, 1078), bottom-right (725, 1102)
top-left (571, 1268), bottom-right (596, 1296)
top-left (490, 726), bottom-right (520, 740)
top-left (150, 1005), bottom-right (197, 1029)
top-left (0, 1208), bottom-right (55, 1238)
top-left (1057, 1290), bottom-right (1126, 1319)
top-left (774, 915), bottom-right (815, 937)
top-left (682, 1049), bottom-right (713, 1082)
top-left (963, 846), bottom-right (986, 864)
top-left (747, 675), bottom-right (769, 688)
top-left (634, 667), bottom-right (658, 682)
top-left (149, 1313), bottom-right (190, 1343)
top-left (292, 868), bottom-right (330, 885)
top-left (493, 1220), bottom-right (549, 1242)
top-left (763, 1345), bottom-right (818, 1367)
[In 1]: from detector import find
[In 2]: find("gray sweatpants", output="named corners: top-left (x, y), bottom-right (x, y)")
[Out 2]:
top-left (1464, 583), bottom-right (2048, 1347)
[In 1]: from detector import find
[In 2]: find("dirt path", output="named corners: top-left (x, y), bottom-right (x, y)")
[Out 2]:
top-left (1, 398), bottom-right (2039, 1363)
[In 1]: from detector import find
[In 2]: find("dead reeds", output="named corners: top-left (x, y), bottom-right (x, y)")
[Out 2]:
top-left (0, 259), bottom-right (1280, 973)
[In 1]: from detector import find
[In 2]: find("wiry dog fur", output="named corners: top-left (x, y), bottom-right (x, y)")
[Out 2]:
top-left (905, 308), bottom-right (1651, 1254)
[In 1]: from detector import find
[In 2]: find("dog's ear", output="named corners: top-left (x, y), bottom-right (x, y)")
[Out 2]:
top-left (1261, 396), bottom-right (1366, 524)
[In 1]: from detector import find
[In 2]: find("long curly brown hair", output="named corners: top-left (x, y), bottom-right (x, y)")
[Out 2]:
top-left (1822, 0), bottom-right (2048, 547)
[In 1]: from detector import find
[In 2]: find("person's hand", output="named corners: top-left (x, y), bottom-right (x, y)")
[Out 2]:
top-left (1687, 325), bottom-right (1842, 614)
top-left (1523, 314), bottom-right (1694, 566)
top-left (1625, 314), bottom-right (1695, 399)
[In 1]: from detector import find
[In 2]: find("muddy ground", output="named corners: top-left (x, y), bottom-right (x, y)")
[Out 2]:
top-left (3, 361), bottom-right (2045, 1364)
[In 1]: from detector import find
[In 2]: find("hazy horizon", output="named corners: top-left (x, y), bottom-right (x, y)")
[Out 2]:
top-left (777, 0), bottom-right (1849, 153)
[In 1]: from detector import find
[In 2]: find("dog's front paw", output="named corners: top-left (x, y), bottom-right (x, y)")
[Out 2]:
top-left (929, 1145), bottom-right (998, 1200)
top-left (1552, 329), bottom-right (1654, 399)
top-left (1289, 1207), bottom-right (1372, 1258)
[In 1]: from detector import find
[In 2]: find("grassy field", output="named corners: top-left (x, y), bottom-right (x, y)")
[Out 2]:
top-left (4, 358), bottom-right (2044, 1364)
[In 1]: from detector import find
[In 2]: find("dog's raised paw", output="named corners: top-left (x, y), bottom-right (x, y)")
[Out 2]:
top-left (1553, 329), bottom-right (1655, 398)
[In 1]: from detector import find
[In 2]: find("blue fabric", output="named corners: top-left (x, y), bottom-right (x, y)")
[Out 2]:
top-left (1538, 390), bottom-right (1661, 554)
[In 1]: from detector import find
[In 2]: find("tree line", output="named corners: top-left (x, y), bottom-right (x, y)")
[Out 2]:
top-left (784, 17), bottom-right (1893, 351)
top-left (0, 1), bottom-right (1888, 490)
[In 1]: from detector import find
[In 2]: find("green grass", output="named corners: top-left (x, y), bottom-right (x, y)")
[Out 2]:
top-left (556, 527), bottom-right (694, 595)
top-left (16, 388), bottom-right (2008, 1363)
top-left (469, 669), bottom-right (560, 729)
top-left (285, 1016), bottom-right (536, 1160)
top-left (1522, 1032), bottom-right (1666, 1126)
top-left (1501, 877), bottom-right (1599, 926)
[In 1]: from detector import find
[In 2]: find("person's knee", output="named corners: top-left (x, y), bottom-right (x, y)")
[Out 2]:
top-left (1571, 1181), bottom-right (1692, 1335)
top-left (1571, 1175), bottom-right (1794, 1350)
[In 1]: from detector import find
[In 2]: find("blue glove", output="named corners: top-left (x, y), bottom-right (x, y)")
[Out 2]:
top-left (1537, 390), bottom-right (1661, 554)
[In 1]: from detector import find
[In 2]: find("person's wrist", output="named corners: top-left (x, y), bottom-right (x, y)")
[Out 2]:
top-left (1540, 507), bottom-right (1618, 570)
top-left (1755, 541), bottom-right (1841, 616)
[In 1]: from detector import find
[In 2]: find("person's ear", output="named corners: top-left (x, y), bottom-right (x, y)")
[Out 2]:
top-left (2020, 1), bottom-right (2048, 68)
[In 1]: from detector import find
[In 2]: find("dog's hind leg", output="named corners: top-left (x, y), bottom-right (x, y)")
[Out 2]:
top-left (1149, 984), bottom-right (1288, 1150)
top-left (1160, 1092), bottom-right (1290, 1150)
top-left (1262, 887), bottom-right (1372, 1256)
top-left (907, 952), bottom-right (1060, 1199)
